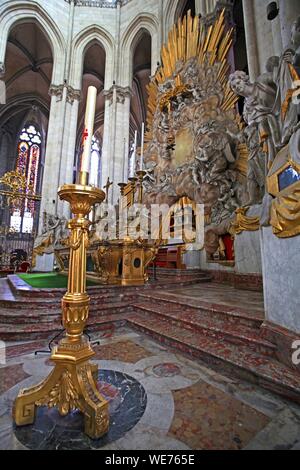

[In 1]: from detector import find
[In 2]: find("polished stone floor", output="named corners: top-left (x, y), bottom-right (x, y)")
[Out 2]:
top-left (160, 283), bottom-right (265, 317)
top-left (1, 327), bottom-right (300, 450)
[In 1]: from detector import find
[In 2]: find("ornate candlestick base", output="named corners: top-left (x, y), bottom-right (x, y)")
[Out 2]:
top-left (13, 184), bottom-right (109, 440)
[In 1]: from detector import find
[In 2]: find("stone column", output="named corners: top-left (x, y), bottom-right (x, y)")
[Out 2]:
top-left (101, 85), bottom-right (132, 203)
top-left (242, 0), bottom-right (260, 81)
top-left (0, 128), bottom-right (11, 176)
top-left (205, 0), bottom-right (217, 15)
top-left (35, 85), bottom-right (67, 272)
top-left (158, 0), bottom-right (164, 48)
top-left (101, 95), bottom-right (113, 191)
top-left (279, 0), bottom-right (300, 48)
top-left (113, 90), bottom-right (131, 187)
top-left (261, 226), bottom-right (300, 335)
top-left (196, 0), bottom-right (206, 16)
top-left (151, 31), bottom-right (160, 77)
top-left (0, 62), bottom-right (5, 105)
top-left (271, 14), bottom-right (283, 57)
top-left (56, 86), bottom-right (81, 219)
top-left (39, 84), bottom-right (67, 231)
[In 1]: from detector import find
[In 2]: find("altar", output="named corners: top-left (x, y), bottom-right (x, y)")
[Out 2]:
top-left (55, 238), bottom-right (157, 286)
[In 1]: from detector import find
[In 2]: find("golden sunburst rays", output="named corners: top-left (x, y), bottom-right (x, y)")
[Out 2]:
top-left (155, 9), bottom-right (233, 82)
top-left (145, 9), bottom-right (238, 146)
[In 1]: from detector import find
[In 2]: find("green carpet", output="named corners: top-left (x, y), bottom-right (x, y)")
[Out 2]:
top-left (18, 273), bottom-right (99, 288)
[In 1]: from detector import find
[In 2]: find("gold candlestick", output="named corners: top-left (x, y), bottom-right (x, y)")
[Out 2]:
top-left (118, 182), bottom-right (127, 209)
top-left (104, 177), bottom-right (113, 202)
top-left (128, 176), bottom-right (137, 206)
top-left (136, 170), bottom-right (146, 204)
top-left (13, 182), bottom-right (109, 440)
top-left (118, 182), bottom-right (127, 196)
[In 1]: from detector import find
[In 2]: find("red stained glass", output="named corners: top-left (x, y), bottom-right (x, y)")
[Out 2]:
top-left (11, 125), bottom-right (42, 232)
top-left (16, 142), bottom-right (29, 176)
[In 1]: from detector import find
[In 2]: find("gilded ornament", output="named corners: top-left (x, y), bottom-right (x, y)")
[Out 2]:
top-left (270, 181), bottom-right (300, 238)
top-left (229, 207), bottom-right (260, 236)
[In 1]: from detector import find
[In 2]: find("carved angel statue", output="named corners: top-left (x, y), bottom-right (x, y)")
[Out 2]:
top-left (229, 70), bottom-right (281, 168)
top-left (42, 211), bottom-right (60, 235)
top-left (40, 212), bottom-right (68, 246)
top-left (243, 124), bottom-right (266, 205)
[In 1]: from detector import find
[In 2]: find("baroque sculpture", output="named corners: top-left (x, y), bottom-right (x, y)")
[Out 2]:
top-left (32, 212), bottom-right (69, 267)
top-left (230, 15), bottom-right (300, 239)
top-left (142, 10), bottom-right (249, 257)
top-left (141, 10), bottom-right (300, 258)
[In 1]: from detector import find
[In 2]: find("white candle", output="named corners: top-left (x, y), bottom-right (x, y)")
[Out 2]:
top-left (131, 130), bottom-right (137, 176)
top-left (122, 138), bottom-right (126, 182)
top-left (140, 122), bottom-right (144, 170)
top-left (80, 86), bottom-right (97, 174)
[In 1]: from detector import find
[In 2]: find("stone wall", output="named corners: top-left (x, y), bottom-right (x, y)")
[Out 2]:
top-left (261, 227), bottom-right (300, 335)
top-left (243, 0), bottom-right (300, 80)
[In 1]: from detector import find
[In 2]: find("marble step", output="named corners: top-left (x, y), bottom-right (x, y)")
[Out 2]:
top-left (0, 292), bottom-right (132, 309)
top-left (132, 303), bottom-right (276, 357)
top-left (0, 301), bottom-right (132, 324)
top-left (137, 291), bottom-right (263, 329)
top-left (0, 308), bottom-right (61, 324)
top-left (0, 312), bottom-right (128, 341)
top-left (0, 321), bottom-right (62, 341)
top-left (0, 297), bottom-right (61, 309)
top-left (147, 267), bottom-right (209, 277)
top-left (127, 313), bottom-right (300, 404)
top-left (86, 313), bottom-right (128, 331)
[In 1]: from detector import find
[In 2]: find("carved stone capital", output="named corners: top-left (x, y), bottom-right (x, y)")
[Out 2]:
top-left (103, 85), bottom-right (132, 106)
top-left (66, 86), bottom-right (81, 104)
top-left (49, 84), bottom-right (64, 101)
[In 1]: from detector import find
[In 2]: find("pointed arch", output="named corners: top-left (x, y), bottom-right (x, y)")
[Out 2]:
top-left (164, 0), bottom-right (181, 40)
top-left (0, 94), bottom-right (50, 127)
top-left (70, 25), bottom-right (114, 90)
top-left (0, 1), bottom-right (66, 85)
top-left (120, 13), bottom-right (159, 87)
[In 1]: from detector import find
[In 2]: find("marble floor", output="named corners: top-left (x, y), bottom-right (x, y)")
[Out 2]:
top-left (1, 326), bottom-right (300, 450)
top-left (160, 283), bottom-right (265, 317)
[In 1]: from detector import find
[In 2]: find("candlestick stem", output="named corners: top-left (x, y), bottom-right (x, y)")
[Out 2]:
top-left (136, 170), bottom-right (146, 205)
top-left (13, 183), bottom-right (109, 440)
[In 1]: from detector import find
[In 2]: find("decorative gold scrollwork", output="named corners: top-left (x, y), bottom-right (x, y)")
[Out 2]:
top-left (35, 371), bottom-right (81, 416)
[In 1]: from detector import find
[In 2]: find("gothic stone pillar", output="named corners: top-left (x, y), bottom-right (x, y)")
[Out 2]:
top-left (242, 0), bottom-right (260, 81)
top-left (0, 62), bottom-right (5, 104)
top-left (279, 0), bottom-right (300, 48)
top-left (39, 84), bottom-right (67, 232)
top-left (56, 86), bottom-right (81, 219)
top-left (101, 85), bottom-right (132, 203)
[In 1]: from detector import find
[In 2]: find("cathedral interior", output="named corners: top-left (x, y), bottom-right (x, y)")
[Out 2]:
top-left (0, 0), bottom-right (300, 452)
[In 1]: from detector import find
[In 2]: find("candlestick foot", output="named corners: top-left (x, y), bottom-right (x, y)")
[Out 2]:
top-left (13, 339), bottom-right (109, 440)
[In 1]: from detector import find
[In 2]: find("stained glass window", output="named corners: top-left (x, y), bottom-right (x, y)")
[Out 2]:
top-left (10, 124), bottom-right (42, 233)
top-left (90, 136), bottom-right (101, 186)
